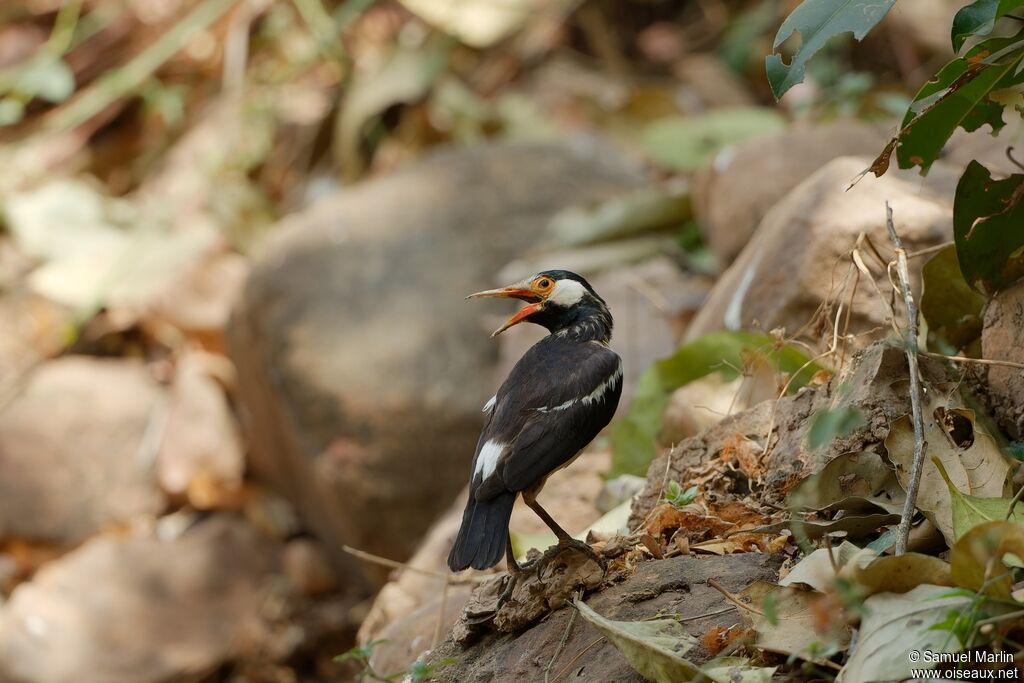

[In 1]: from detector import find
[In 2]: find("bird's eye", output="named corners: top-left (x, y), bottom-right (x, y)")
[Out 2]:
top-left (538, 278), bottom-right (551, 289)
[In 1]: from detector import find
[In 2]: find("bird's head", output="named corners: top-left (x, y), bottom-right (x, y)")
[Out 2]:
top-left (467, 270), bottom-right (612, 340)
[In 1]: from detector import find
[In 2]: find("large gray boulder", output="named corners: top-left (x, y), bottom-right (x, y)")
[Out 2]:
top-left (227, 139), bottom-right (647, 586)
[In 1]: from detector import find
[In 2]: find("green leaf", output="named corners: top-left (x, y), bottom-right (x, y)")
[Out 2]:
top-left (640, 107), bottom-right (785, 172)
top-left (920, 245), bottom-right (986, 351)
top-left (953, 160), bottom-right (1024, 295)
top-left (876, 35), bottom-right (1024, 174)
top-left (572, 599), bottom-right (776, 683)
top-left (807, 405), bottom-right (865, 449)
top-left (765, 0), bottom-right (896, 99)
top-left (951, 0), bottom-right (1024, 52)
top-left (663, 481), bottom-right (698, 507)
top-left (609, 331), bottom-right (824, 478)
top-left (0, 98), bottom-right (24, 126)
top-left (932, 456), bottom-right (1023, 539)
top-left (12, 54), bottom-right (76, 103)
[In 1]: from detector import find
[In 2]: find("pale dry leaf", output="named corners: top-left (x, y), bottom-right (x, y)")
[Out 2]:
top-left (741, 581), bottom-right (850, 662)
top-left (885, 397), bottom-right (1011, 544)
top-left (779, 541), bottom-right (875, 592)
top-left (837, 584), bottom-right (970, 683)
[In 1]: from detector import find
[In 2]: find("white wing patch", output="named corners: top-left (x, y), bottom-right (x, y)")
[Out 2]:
top-left (475, 440), bottom-right (505, 481)
top-left (482, 394), bottom-right (496, 413)
top-left (536, 361), bottom-right (622, 413)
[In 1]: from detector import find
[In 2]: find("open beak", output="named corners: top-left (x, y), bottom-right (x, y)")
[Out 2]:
top-left (466, 284), bottom-right (544, 337)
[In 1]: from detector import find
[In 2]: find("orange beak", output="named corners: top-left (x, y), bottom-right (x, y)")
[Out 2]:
top-left (466, 283), bottom-right (544, 337)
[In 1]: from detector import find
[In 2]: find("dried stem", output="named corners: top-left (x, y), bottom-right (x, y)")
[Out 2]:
top-left (707, 577), bottom-right (762, 615)
top-left (546, 590), bottom-right (582, 683)
top-left (342, 545), bottom-right (492, 583)
top-left (886, 203), bottom-right (928, 556)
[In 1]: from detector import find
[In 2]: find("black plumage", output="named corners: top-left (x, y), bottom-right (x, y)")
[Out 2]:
top-left (448, 270), bottom-right (622, 572)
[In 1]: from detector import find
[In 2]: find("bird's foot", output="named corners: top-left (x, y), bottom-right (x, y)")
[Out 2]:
top-left (493, 570), bottom-right (520, 612)
top-left (556, 536), bottom-right (605, 568)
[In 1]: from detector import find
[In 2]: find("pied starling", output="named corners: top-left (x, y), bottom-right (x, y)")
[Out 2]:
top-left (448, 270), bottom-right (622, 574)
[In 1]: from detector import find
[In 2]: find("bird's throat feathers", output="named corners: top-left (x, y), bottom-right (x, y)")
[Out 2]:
top-left (537, 302), bottom-right (612, 343)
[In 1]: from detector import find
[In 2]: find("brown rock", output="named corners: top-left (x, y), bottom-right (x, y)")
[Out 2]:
top-left (687, 156), bottom-right (953, 344)
top-left (693, 121), bottom-right (886, 265)
top-left (228, 139), bottom-right (646, 587)
top-left (0, 516), bottom-right (280, 683)
top-left (0, 358), bottom-right (165, 543)
top-left (981, 281), bottom-right (1024, 440)
top-left (426, 553), bottom-right (782, 683)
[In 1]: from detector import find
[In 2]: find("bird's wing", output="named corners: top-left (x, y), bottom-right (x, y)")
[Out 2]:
top-left (470, 340), bottom-right (622, 501)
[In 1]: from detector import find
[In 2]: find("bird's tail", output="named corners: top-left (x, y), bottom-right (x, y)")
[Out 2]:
top-left (447, 491), bottom-right (516, 571)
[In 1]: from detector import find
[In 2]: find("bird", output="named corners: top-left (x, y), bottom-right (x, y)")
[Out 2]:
top-left (447, 269), bottom-right (623, 580)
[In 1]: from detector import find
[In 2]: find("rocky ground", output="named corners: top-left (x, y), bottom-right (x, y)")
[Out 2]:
top-left (1, 1), bottom-right (1022, 682)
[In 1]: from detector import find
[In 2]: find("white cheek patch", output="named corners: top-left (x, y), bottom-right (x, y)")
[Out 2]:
top-left (547, 279), bottom-right (587, 307)
top-left (474, 440), bottom-right (505, 481)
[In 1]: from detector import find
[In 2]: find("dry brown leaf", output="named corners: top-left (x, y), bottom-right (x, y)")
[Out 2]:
top-left (719, 433), bottom-right (767, 482)
top-left (642, 503), bottom-right (734, 540)
top-left (740, 581), bottom-right (850, 662)
top-left (787, 450), bottom-right (903, 514)
top-left (851, 553), bottom-right (953, 597)
top-left (950, 520), bottom-right (1024, 600)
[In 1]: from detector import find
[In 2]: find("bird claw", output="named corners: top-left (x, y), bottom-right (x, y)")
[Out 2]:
top-left (556, 537), bottom-right (605, 567)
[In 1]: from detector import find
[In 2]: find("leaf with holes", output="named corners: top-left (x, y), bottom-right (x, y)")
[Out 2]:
top-left (951, 0), bottom-right (1024, 52)
top-left (872, 34), bottom-right (1024, 175)
top-left (953, 161), bottom-right (1024, 295)
top-left (885, 397), bottom-right (1011, 544)
top-left (765, 0), bottom-right (896, 99)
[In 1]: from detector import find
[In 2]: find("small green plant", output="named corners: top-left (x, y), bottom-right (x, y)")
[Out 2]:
top-left (663, 480), bottom-right (698, 507)
top-left (334, 640), bottom-right (455, 682)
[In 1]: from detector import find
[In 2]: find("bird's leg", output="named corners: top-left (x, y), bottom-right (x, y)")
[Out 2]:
top-left (495, 535), bottom-right (522, 611)
top-left (523, 492), bottom-right (605, 567)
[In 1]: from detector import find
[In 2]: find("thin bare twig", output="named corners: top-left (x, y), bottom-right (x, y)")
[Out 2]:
top-left (549, 636), bottom-right (604, 683)
top-left (546, 590), bottom-right (582, 683)
top-left (1006, 483), bottom-right (1024, 520)
top-left (342, 545), bottom-right (492, 583)
top-left (432, 577), bottom-right (450, 650)
top-left (707, 577), bottom-right (762, 615)
top-left (920, 351), bottom-right (1024, 371)
top-left (886, 203), bottom-right (928, 556)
